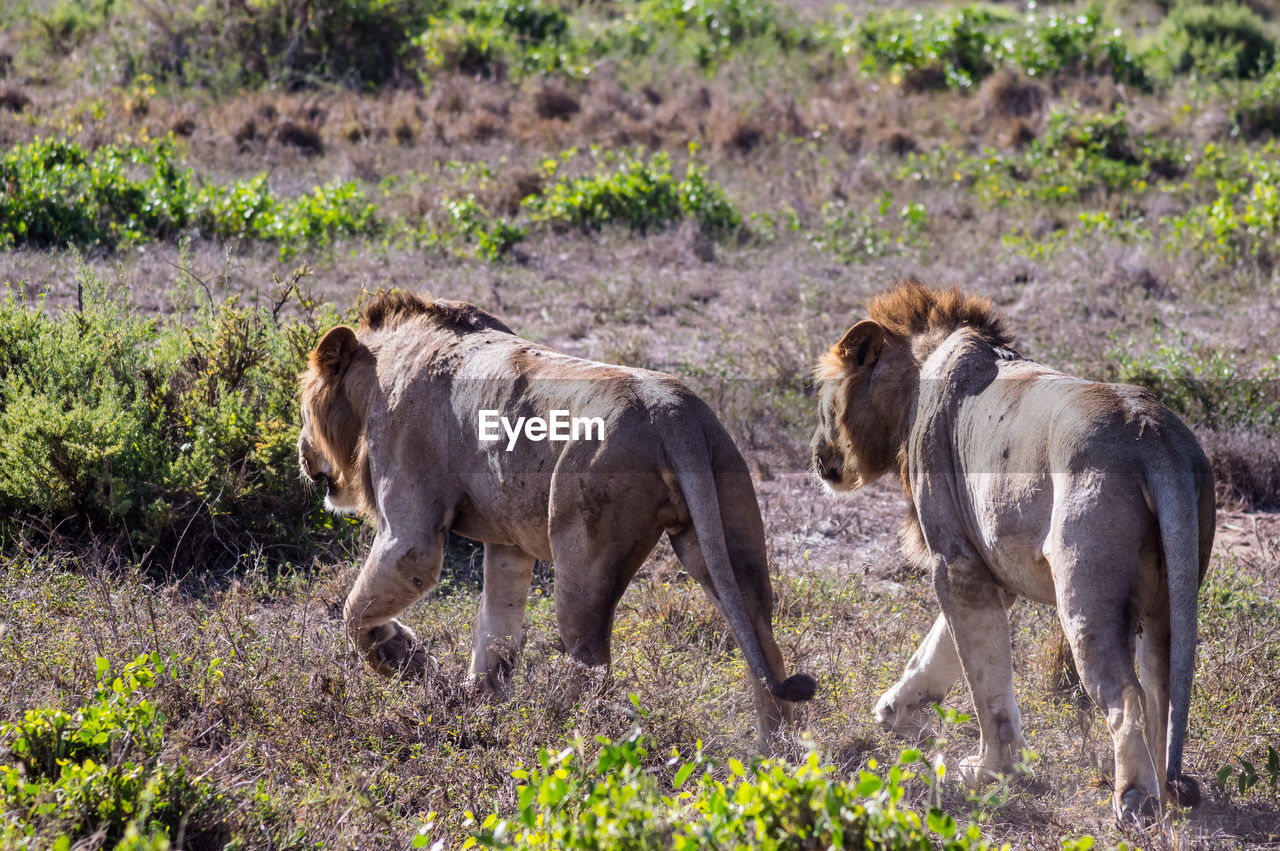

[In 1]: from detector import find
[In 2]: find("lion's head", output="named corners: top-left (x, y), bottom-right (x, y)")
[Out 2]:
top-left (299, 324), bottom-right (369, 516)
top-left (298, 291), bottom-right (516, 518)
top-left (810, 279), bottom-right (1013, 492)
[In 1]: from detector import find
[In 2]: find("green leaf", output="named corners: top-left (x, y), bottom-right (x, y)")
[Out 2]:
top-left (927, 807), bottom-right (957, 838)
top-left (673, 762), bottom-right (695, 789)
top-left (1217, 764), bottom-right (1235, 789)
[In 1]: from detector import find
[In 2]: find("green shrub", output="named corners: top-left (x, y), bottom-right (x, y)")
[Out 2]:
top-left (1107, 331), bottom-right (1280, 430)
top-left (847, 5), bottom-right (1148, 89)
top-left (813, 192), bottom-right (930, 262)
top-left (32, 0), bottom-right (113, 56)
top-left (444, 195), bottom-right (528, 260)
top-left (606, 0), bottom-right (806, 70)
top-left (0, 654), bottom-right (224, 850)
top-left (0, 138), bottom-right (379, 253)
top-left (1157, 1), bottom-right (1277, 80)
top-left (416, 0), bottom-right (808, 81)
top-left (457, 722), bottom-right (1002, 849)
top-left (526, 148), bottom-right (741, 236)
top-left (0, 138), bottom-right (194, 249)
top-left (1232, 66), bottom-right (1280, 137)
top-left (1165, 147), bottom-right (1280, 265)
top-left (852, 6), bottom-right (1008, 89)
top-left (0, 266), bottom-right (351, 568)
top-left (1004, 8), bottom-right (1148, 87)
top-left (122, 0), bottom-right (438, 90)
top-left (415, 0), bottom-right (582, 78)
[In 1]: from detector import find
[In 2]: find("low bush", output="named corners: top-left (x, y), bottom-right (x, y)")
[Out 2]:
top-left (460, 721), bottom-right (1001, 850)
top-left (1165, 148), bottom-right (1280, 266)
top-left (604, 0), bottom-right (809, 71)
top-left (1108, 331), bottom-right (1279, 431)
top-left (416, 0), bottom-right (575, 78)
top-left (1109, 332), bottom-right (1280, 509)
top-left (0, 138), bottom-right (194, 249)
top-left (812, 192), bottom-right (930, 262)
top-left (120, 0), bottom-right (438, 90)
top-left (526, 148), bottom-right (741, 236)
top-left (0, 138), bottom-right (379, 253)
top-left (1232, 67), bottom-right (1280, 137)
top-left (1156, 1), bottom-right (1277, 81)
top-left (0, 654), bottom-right (226, 849)
top-left (848, 5), bottom-right (1148, 90)
top-left (0, 264), bottom-right (352, 569)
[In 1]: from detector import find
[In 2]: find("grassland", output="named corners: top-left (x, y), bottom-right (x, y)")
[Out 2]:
top-left (1, 0), bottom-right (1279, 847)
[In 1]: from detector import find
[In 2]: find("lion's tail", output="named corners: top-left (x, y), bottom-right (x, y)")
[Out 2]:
top-left (669, 437), bottom-right (816, 704)
top-left (1149, 459), bottom-right (1213, 808)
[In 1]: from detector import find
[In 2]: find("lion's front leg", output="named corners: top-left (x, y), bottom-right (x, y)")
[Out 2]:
top-left (876, 612), bottom-right (962, 742)
top-left (467, 543), bottom-right (536, 698)
top-left (932, 553), bottom-right (1025, 786)
top-left (344, 530), bottom-right (445, 679)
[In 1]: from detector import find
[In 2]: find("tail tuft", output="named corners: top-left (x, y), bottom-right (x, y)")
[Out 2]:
top-left (769, 673), bottom-right (818, 702)
top-left (1167, 775), bottom-right (1202, 808)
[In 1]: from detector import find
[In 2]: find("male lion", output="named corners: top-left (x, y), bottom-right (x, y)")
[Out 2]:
top-left (299, 292), bottom-right (815, 751)
top-left (810, 280), bottom-right (1213, 821)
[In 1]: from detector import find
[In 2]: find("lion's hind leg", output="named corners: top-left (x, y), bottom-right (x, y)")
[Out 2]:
top-left (1056, 571), bottom-right (1161, 822)
top-left (344, 530), bottom-right (445, 679)
top-left (1137, 608), bottom-right (1171, 805)
top-left (468, 543), bottom-right (536, 698)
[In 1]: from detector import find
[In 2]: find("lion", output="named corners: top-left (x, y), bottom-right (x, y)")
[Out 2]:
top-left (810, 280), bottom-right (1214, 821)
top-left (298, 292), bottom-right (816, 751)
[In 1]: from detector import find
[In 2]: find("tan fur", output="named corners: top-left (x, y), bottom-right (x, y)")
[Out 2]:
top-left (299, 293), bottom-right (815, 752)
top-left (811, 280), bottom-right (1214, 822)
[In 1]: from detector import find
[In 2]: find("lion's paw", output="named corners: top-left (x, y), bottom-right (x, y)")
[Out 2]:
top-left (874, 693), bottom-right (938, 743)
top-left (958, 753), bottom-right (1008, 788)
top-left (1115, 787), bottom-right (1160, 825)
top-left (465, 667), bottom-right (514, 701)
top-left (364, 621), bottom-right (433, 679)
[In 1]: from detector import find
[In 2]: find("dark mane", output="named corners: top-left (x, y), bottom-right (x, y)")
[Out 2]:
top-left (868, 278), bottom-right (1014, 348)
top-left (359, 291), bottom-right (514, 335)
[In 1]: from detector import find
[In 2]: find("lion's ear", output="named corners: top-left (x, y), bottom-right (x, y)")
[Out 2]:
top-left (312, 326), bottom-right (359, 378)
top-left (835, 320), bottom-right (885, 369)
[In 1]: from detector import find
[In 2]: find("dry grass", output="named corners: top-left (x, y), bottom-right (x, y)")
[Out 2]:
top-left (4, 0), bottom-right (1280, 846)
top-left (2, 497), bottom-right (1277, 847)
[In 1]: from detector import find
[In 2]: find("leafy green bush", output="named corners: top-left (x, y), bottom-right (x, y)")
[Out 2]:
top-left (415, 0), bottom-right (578, 78)
top-left (0, 654), bottom-right (225, 850)
top-left (457, 722), bottom-right (1001, 850)
top-left (605, 0), bottom-right (808, 71)
top-left (1, 138), bottom-right (379, 253)
top-left (1107, 331), bottom-right (1280, 430)
top-left (847, 5), bottom-right (1148, 89)
top-left (813, 192), bottom-right (930, 262)
top-left (121, 0), bottom-right (439, 90)
top-left (416, 0), bottom-right (809, 80)
top-left (0, 138), bottom-right (194, 249)
top-left (1232, 67), bottom-right (1280, 137)
top-left (1165, 147), bottom-right (1280, 265)
top-left (207, 177), bottom-right (379, 250)
top-left (851, 6), bottom-right (1007, 89)
top-left (1002, 8), bottom-right (1148, 87)
top-left (444, 195), bottom-right (528, 260)
top-left (32, 0), bottom-right (113, 56)
top-left (527, 148), bottom-right (741, 236)
top-left (1156, 1), bottom-right (1277, 80)
top-left (0, 266), bottom-right (350, 568)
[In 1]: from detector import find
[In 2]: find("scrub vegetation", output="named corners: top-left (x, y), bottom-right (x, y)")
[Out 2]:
top-left (2, 0), bottom-right (1279, 847)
